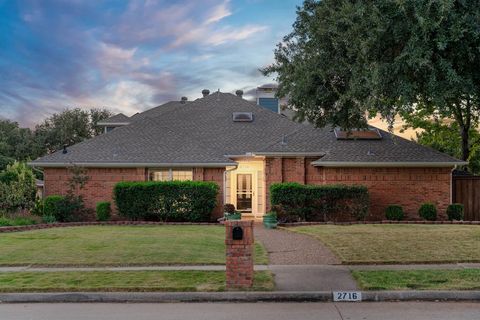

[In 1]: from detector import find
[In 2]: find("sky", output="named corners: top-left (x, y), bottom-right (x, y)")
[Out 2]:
top-left (0, 0), bottom-right (302, 127)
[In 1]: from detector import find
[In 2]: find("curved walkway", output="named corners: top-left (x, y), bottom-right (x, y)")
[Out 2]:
top-left (254, 225), bottom-right (340, 265)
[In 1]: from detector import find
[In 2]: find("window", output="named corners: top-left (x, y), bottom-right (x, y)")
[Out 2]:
top-left (149, 169), bottom-right (193, 181)
top-left (258, 98), bottom-right (279, 113)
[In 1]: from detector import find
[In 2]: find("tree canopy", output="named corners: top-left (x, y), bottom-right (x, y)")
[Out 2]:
top-left (0, 108), bottom-right (112, 166)
top-left (263, 0), bottom-right (480, 168)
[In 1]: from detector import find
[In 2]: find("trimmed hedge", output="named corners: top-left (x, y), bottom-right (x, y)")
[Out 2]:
top-left (42, 195), bottom-right (89, 222)
top-left (385, 205), bottom-right (404, 221)
top-left (447, 203), bottom-right (464, 221)
top-left (96, 201), bottom-right (111, 221)
top-left (419, 203), bottom-right (437, 221)
top-left (270, 183), bottom-right (369, 222)
top-left (114, 181), bottom-right (219, 222)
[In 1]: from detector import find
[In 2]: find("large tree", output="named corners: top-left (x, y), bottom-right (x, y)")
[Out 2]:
top-left (34, 108), bottom-right (112, 154)
top-left (0, 120), bottom-right (37, 169)
top-left (263, 0), bottom-right (480, 168)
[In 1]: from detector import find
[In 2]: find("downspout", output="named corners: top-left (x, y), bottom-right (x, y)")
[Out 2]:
top-left (223, 166), bottom-right (237, 208)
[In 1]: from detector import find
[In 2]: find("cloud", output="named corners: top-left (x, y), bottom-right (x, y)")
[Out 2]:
top-left (0, 0), bottom-right (289, 127)
top-left (205, 0), bottom-right (232, 25)
top-left (206, 25), bottom-right (268, 46)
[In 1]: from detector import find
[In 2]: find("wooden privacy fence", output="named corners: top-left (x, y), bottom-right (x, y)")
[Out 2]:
top-left (452, 176), bottom-right (480, 221)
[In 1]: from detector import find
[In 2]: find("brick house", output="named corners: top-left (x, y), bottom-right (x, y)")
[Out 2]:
top-left (30, 90), bottom-right (465, 220)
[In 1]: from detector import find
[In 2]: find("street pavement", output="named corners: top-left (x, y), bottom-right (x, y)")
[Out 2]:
top-left (0, 302), bottom-right (478, 320)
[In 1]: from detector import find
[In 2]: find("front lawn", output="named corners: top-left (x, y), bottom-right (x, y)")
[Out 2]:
top-left (352, 269), bottom-right (480, 290)
top-left (289, 225), bottom-right (480, 264)
top-left (0, 270), bottom-right (274, 292)
top-left (0, 226), bottom-right (268, 266)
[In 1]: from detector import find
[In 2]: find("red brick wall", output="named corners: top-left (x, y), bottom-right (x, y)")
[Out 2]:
top-left (44, 167), bottom-right (146, 218)
top-left (265, 157), bottom-right (453, 220)
top-left (44, 167), bottom-right (225, 221)
top-left (195, 167), bottom-right (225, 220)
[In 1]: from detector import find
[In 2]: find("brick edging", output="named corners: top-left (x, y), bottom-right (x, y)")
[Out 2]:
top-left (0, 221), bottom-right (219, 233)
top-left (279, 220), bottom-right (480, 227)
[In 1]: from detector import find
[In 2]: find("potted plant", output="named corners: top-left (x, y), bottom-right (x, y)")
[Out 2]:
top-left (263, 211), bottom-right (278, 229)
top-left (224, 204), bottom-right (241, 220)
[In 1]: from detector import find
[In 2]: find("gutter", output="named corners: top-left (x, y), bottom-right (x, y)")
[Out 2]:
top-left (311, 161), bottom-right (468, 168)
top-left (27, 162), bottom-right (237, 168)
top-left (96, 122), bottom-right (130, 126)
top-left (252, 152), bottom-right (326, 157)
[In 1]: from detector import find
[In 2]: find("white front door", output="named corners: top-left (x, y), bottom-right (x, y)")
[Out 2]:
top-left (233, 171), bottom-right (257, 216)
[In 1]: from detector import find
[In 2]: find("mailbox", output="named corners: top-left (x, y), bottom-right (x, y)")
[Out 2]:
top-left (232, 226), bottom-right (243, 240)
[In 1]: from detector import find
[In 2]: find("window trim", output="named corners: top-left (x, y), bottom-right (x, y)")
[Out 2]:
top-left (148, 168), bottom-right (193, 181)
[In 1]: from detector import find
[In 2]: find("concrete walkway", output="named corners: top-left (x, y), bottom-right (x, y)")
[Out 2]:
top-left (253, 224), bottom-right (359, 290)
top-left (254, 225), bottom-right (340, 265)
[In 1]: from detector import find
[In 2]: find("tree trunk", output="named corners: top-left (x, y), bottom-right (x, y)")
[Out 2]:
top-left (460, 126), bottom-right (470, 161)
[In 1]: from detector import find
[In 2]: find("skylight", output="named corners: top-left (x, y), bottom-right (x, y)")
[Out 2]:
top-left (232, 112), bottom-right (253, 122)
top-left (334, 128), bottom-right (382, 140)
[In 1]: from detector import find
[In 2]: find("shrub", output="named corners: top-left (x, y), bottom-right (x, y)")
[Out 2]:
top-left (42, 215), bottom-right (57, 224)
top-left (0, 161), bottom-right (36, 212)
top-left (114, 181), bottom-right (219, 222)
top-left (96, 201), bottom-right (111, 221)
top-left (43, 195), bottom-right (87, 222)
top-left (270, 183), bottom-right (369, 222)
top-left (419, 203), bottom-right (437, 221)
top-left (385, 205), bottom-right (404, 221)
top-left (446, 203), bottom-right (464, 221)
top-left (31, 198), bottom-right (45, 216)
top-left (0, 216), bottom-right (36, 226)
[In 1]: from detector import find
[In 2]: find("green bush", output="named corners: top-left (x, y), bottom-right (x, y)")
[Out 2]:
top-left (0, 161), bottom-right (36, 212)
top-left (114, 181), bottom-right (219, 222)
top-left (42, 215), bottom-right (57, 224)
top-left (385, 205), bottom-right (404, 221)
top-left (0, 216), bottom-right (36, 226)
top-left (446, 203), bottom-right (464, 221)
top-left (419, 203), bottom-right (437, 221)
top-left (96, 201), bottom-right (111, 221)
top-left (270, 183), bottom-right (369, 222)
top-left (43, 195), bottom-right (87, 222)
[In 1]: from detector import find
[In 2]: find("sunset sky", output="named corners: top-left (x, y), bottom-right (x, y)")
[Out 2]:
top-left (0, 0), bottom-right (302, 127)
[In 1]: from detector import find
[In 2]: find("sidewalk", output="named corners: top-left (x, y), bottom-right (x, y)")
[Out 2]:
top-left (1, 262), bottom-right (478, 273)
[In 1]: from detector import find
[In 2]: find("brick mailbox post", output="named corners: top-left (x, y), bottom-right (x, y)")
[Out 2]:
top-left (225, 220), bottom-right (254, 289)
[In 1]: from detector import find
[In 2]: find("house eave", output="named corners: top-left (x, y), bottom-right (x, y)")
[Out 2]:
top-left (252, 152), bottom-right (326, 157)
top-left (311, 161), bottom-right (467, 168)
top-left (28, 162), bottom-right (237, 168)
top-left (96, 122), bottom-right (130, 126)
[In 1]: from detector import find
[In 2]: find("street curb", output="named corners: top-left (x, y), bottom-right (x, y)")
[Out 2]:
top-left (0, 291), bottom-right (479, 303)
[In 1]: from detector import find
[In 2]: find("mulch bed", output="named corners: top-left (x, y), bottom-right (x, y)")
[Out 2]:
top-left (279, 220), bottom-right (480, 227)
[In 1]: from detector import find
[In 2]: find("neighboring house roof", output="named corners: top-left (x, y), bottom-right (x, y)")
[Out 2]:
top-left (96, 113), bottom-right (130, 125)
top-left (30, 92), bottom-right (466, 168)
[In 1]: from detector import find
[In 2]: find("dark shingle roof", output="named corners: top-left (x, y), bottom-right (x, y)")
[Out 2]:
top-left (31, 92), bottom-right (465, 167)
top-left (97, 113), bottom-right (130, 125)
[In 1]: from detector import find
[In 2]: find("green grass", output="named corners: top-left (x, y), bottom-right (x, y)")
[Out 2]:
top-left (289, 225), bottom-right (480, 264)
top-left (0, 225), bottom-right (268, 266)
top-left (352, 269), bottom-right (480, 290)
top-left (0, 270), bottom-right (274, 292)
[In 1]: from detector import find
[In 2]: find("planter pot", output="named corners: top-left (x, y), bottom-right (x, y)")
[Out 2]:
top-left (225, 213), bottom-right (241, 220)
top-left (263, 215), bottom-right (278, 229)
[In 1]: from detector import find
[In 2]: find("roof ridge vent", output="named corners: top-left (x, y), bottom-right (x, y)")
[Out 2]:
top-left (232, 112), bottom-right (253, 122)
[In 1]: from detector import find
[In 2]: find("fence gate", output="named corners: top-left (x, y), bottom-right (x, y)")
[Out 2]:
top-left (452, 176), bottom-right (480, 221)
